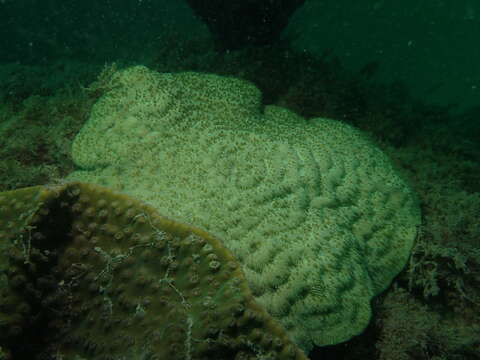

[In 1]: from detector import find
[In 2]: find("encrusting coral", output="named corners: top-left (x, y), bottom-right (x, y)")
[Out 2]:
top-left (0, 182), bottom-right (308, 360)
top-left (67, 65), bottom-right (421, 350)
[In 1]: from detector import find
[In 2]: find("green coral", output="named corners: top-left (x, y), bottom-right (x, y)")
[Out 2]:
top-left (67, 65), bottom-right (421, 350)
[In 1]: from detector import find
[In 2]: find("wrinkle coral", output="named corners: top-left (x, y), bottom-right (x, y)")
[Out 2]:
top-left (68, 65), bottom-right (421, 350)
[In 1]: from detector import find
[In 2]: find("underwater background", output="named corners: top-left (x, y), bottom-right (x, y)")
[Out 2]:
top-left (0, 0), bottom-right (479, 359)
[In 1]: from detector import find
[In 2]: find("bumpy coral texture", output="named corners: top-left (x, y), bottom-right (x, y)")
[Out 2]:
top-left (0, 183), bottom-right (308, 360)
top-left (69, 66), bottom-right (421, 350)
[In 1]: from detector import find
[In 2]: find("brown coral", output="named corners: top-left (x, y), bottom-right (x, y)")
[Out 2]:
top-left (0, 182), bottom-right (308, 360)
